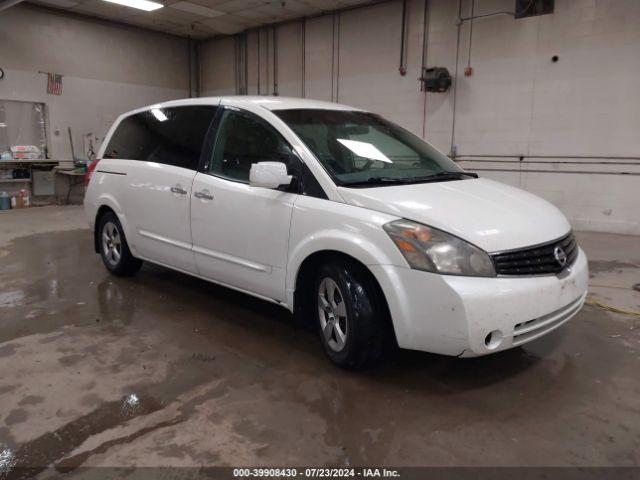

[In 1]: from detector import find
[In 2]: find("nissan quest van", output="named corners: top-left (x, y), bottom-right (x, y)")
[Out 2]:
top-left (84, 96), bottom-right (589, 369)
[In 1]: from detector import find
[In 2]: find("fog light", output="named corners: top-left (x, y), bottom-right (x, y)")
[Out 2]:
top-left (484, 330), bottom-right (503, 350)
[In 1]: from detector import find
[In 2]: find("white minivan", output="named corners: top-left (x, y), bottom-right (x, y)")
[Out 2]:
top-left (85, 96), bottom-right (589, 368)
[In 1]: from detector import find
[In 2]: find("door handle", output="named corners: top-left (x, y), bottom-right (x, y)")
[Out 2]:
top-left (194, 190), bottom-right (214, 200)
top-left (170, 185), bottom-right (187, 195)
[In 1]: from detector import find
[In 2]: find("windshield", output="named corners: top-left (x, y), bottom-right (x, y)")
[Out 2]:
top-left (275, 109), bottom-right (466, 187)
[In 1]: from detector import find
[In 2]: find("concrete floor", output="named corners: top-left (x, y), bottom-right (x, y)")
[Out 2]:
top-left (0, 205), bottom-right (639, 475)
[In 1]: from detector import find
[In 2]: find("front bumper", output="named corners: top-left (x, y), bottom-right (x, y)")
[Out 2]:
top-left (370, 248), bottom-right (589, 356)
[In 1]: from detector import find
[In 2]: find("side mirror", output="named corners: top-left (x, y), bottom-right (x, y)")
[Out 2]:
top-left (249, 162), bottom-right (292, 189)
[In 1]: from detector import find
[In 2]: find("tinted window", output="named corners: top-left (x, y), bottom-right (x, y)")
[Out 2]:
top-left (103, 106), bottom-right (217, 170)
top-left (209, 109), bottom-right (300, 183)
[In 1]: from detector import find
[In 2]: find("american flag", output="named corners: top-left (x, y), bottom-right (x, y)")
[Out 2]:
top-left (47, 73), bottom-right (63, 95)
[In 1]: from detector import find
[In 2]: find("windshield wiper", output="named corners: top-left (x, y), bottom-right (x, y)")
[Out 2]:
top-left (343, 171), bottom-right (478, 187)
top-left (343, 177), bottom-right (415, 187)
top-left (400, 171), bottom-right (478, 184)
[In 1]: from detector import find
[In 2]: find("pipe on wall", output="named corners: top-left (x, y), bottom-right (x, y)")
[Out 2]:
top-left (450, 0), bottom-right (463, 157)
top-left (187, 37), bottom-right (199, 98)
top-left (331, 14), bottom-right (336, 102)
top-left (244, 34), bottom-right (248, 95)
top-left (330, 13), bottom-right (341, 102)
top-left (234, 36), bottom-right (239, 94)
top-left (420, 0), bottom-right (430, 138)
top-left (266, 27), bottom-right (270, 94)
top-left (257, 30), bottom-right (261, 94)
top-left (273, 25), bottom-right (278, 95)
top-left (458, 11), bottom-right (514, 23)
top-left (188, 37), bottom-right (193, 98)
top-left (233, 33), bottom-right (248, 95)
top-left (457, 154), bottom-right (640, 162)
top-left (336, 13), bottom-right (340, 102)
top-left (456, 154), bottom-right (640, 176)
top-left (399, 0), bottom-right (408, 76)
top-left (466, 0), bottom-right (474, 70)
top-left (461, 168), bottom-right (640, 176)
top-left (301, 18), bottom-right (306, 98)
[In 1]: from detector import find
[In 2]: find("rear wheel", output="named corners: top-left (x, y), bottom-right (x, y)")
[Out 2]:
top-left (314, 261), bottom-right (390, 369)
top-left (98, 212), bottom-right (142, 276)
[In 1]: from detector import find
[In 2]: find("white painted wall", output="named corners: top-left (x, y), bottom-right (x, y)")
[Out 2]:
top-left (198, 0), bottom-right (640, 235)
top-left (0, 4), bottom-right (190, 163)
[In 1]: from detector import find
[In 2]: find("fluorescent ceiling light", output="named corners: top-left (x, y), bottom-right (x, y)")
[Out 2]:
top-left (170, 1), bottom-right (223, 18)
top-left (102, 0), bottom-right (163, 11)
top-left (151, 108), bottom-right (168, 122)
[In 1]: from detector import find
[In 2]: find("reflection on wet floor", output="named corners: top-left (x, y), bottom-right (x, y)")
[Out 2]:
top-left (10, 393), bottom-right (163, 479)
top-left (0, 447), bottom-right (16, 477)
top-left (0, 229), bottom-right (639, 473)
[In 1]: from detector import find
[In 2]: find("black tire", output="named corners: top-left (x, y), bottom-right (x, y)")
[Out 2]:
top-left (314, 260), bottom-right (390, 369)
top-left (97, 211), bottom-right (143, 277)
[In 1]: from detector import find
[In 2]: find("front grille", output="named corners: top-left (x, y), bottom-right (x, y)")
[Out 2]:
top-left (491, 232), bottom-right (578, 276)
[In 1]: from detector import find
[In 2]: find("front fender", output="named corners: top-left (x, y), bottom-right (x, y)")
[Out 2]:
top-left (285, 196), bottom-right (406, 309)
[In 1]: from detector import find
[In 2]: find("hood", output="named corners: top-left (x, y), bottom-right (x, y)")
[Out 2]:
top-left (338, 178), bottom-right (571, 253)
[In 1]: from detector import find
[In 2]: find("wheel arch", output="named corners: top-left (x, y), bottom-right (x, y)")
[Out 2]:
top-left (286, 226), bottom-right (404, 307)
top-left (94, 205), bottom-right (116, 253)
top-left (291, 249), bottom-right (397, 346)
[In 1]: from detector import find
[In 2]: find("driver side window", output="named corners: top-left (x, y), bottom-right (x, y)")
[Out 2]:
top-left (209, 109), bottom-right (298, 183)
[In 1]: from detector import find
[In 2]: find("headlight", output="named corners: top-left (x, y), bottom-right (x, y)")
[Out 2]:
top-left (383, 219), bottom-right (496, 277)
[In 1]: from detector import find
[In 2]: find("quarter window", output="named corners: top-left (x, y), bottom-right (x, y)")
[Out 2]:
top-left (103, 106), bottom-right (217, 170)
top-left (209, 109), bottom-right (299, 183)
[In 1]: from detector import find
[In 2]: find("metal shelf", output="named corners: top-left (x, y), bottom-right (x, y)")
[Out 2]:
top-left (0, 159), bottom-right (55, 164)
top-left (0, 178), bottom-right (31, 183)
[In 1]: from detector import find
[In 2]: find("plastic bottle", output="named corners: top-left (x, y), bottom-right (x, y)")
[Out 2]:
top-left (0, 191), bottom-right (10, 210)
top-left (15, 190), bottom-right (29, 209)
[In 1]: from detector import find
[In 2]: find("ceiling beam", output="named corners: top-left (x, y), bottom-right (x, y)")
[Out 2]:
top-left (0, 0), bottom-right (24, 12)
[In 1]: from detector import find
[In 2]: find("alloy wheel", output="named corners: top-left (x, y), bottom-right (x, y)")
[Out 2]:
top-left (101, 221), bottom-right (122, 267)
top-left (317, 277), bottom-right (348, 352)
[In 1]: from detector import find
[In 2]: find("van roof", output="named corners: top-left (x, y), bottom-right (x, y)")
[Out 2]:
top-left (124, 96), bottom-right (363, 117)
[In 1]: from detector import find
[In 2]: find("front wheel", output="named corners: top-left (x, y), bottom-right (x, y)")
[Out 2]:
top-left (98, 212), bottom-right (142, 276)
top-left (314, 261), bottom-right (391, 369)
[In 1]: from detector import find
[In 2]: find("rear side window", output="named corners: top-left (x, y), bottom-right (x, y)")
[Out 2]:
top-left (103, 105), bottom-right (217, 170)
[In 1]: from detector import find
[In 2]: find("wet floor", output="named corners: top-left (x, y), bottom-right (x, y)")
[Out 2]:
top-left (0, 207), bottom-right (639, 476)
